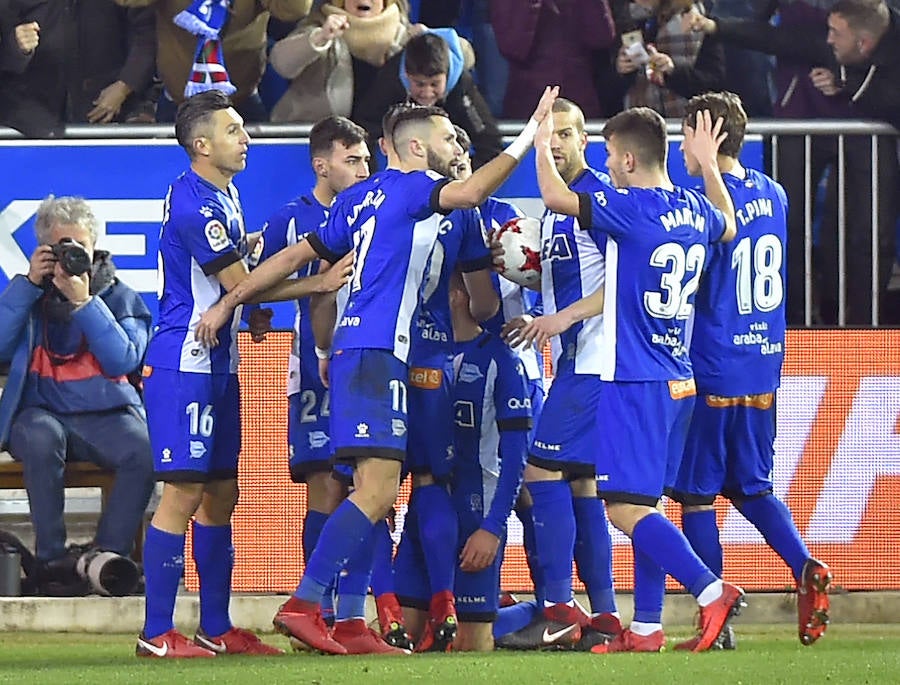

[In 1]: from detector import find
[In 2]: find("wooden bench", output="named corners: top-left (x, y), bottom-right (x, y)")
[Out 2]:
top-left (0, 459), bottom-right (144, 561)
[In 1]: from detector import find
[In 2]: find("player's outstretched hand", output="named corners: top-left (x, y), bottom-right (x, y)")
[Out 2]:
top-left (487, 228), bottom-right (505, 272)
top-left (196, 301), bottom-right (233, 347)
top-left (459, 528), bottom-right (500, 572)
top-left (319, 251), bottom-right (354, 293)
top-left (517, 312), bottom-right (569, 349)
top-left (683, 109), bottom-right (727, 171)
top-left (535, 109), bottom-right (554, 150)
top-left (248, 307), bottom-right (274, 343)
top-left (501, 315), bottom-right (533, 347)
top-left (531, 85), bottom-right (560, 124)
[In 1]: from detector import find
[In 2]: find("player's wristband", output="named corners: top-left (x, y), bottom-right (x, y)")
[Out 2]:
top-left (503, 118), bottom-right (539, 162)
top-left (314, 346), bottom-right (331, 360)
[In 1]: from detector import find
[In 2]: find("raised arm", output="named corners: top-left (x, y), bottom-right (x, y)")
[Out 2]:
top-left (684, 110), bottom-right (737, 242)
top-left (438, 86), bottom-right (559, 210)
top-left (534, 110), bottom-right (580, 216)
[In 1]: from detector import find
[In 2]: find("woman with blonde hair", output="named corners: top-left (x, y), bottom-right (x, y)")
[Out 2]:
top-left (269, 0), bottom-right (422, 122)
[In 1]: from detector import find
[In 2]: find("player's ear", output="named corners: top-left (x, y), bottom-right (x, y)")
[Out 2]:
top-left (192, 135), bottom-right (210, 158)
top-left (409, 136), bottom-right (427, 160)
top-left (312, 156), bottom-right (328, 177)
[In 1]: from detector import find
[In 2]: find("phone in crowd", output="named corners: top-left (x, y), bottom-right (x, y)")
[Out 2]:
top-left (621, 30), bottom-right (650, 66)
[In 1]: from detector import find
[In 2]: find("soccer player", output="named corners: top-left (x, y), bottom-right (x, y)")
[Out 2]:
top-left (670, 91), bottom-right (832, 647)
top-left (451, 124), bottom-right (547, 625)
top-left (447, 270), bottom-right (532, 651)
top-left (194, 87), bottom-right (559, 654)
top-left (496, 98), bottom-right (621, 651)
top-left (390, 129), bottom-right (499, 654)
top-left (137, 91), bottom-right (349, 658)
top-left (258, 115), bottom-right (403, 654)
top-left (534, 101), bottom-right (743, 653)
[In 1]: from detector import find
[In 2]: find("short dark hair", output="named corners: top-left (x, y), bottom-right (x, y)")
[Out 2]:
top-left (391, 104), bottom-right (450, 157)
top-left (682, 91), bottom-right (747, 159)
top-left (382, 101), bottom-right (418, 141)
top-left (309, 115), bottom-right (367, 159)
top-left (602, 107), bottom-right (667, 169)
top-left (175, 90), bottom-right (233, 158)
top-left (453, 124), bottom-right (471, 153)
top-left (552, 98), bottom-right (586, 134)
top-left (404, 33), bottom-right (450, 77)
top-left (829, 0), bottom-right (889, 35)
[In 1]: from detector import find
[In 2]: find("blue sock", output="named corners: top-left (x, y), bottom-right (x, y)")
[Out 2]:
top-left (516, 505), bottom-right (545, 604)
top-left (682, 509), bottom-right (723, 577)
top-left (493, 600), bottom-right (540, 639)
top-left (295, 499), bottom-right (373, 603)
top-left (142, 525), bottom-right (185, 639)
top-left (527, 480), bottom-right (575, 605)
top-left (632, 545), bottom-right (665, 625)
top-left (632, 513), bottom-right (717, 598)
top-left (303, 510), bottom-right (329, 565)
top-left (193, 521), bottom-right (233, 637)
top-left (336, 525), bottom-right (375, 621)
top-left (737, 494), bottom-right (810, 581)
top-left (573, 497), bottom-right (617, 614)
top-left (414, 484), bottom-right (458, 595)
top-left (370, 519), bottom-right (395, 597)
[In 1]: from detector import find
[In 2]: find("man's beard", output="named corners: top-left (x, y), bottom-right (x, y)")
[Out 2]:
top-left (427, 148), bottom-right (455, 178)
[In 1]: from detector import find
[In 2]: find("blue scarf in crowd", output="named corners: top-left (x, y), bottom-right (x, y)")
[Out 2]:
top-left (175, 0), bottom-right (237, 97)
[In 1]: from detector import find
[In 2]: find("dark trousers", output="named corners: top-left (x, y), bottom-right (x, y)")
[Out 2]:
top-left (8, 406), bottom-right (155, 562)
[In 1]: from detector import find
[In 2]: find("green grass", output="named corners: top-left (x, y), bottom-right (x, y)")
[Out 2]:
top-left (1, 626), bottom-right (898, 685)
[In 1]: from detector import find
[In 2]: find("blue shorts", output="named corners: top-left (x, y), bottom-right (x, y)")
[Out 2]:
top-left (143, 368), bottom-right (241, 482)
top-left (669, 393), bottom-right (777, 505)
top-left (528, 372), bottom-right (601, 478)
top-left (453, 498), bottom-right (502, 622)
top-left (595, 380), bottom-right (695, 506)
top-left (329, 349), bottom-right (408, 466)
top-left (288, 387), bottom-right (332, 483)
top-left (406, 353), bottom-right (455, 482)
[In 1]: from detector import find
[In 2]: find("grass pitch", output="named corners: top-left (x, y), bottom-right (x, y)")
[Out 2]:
top-left (0, 625), bottom-right (897, 685)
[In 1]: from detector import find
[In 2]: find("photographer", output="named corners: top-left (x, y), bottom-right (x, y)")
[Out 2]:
top-left (0, 196), bottom-right (154, 595)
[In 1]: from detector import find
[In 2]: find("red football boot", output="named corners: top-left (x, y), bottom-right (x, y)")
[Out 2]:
top-left (194, 626), bottom-right (285, 655)
top-left (332, 619), bottom-right (410, 655)
top-left (136, 629), bottom-right (216, 658)
top-left (590, 628), bottom-right (665, 653)
top-left (273, 599), bottom-right (348, 654)
top-left (674, 582), bottom-right (746, 652)
top-left (798, 558), bottom-right (832, 646)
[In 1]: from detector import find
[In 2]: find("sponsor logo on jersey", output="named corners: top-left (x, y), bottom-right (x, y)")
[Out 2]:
top-left (706, 393), bottom-right (774, 410)
top-left (204, 220), bottom-right (230, 252)
top-left (668, 378), bottom-right (697, 400)
top-left (409, 367), bottom-right (442, 390)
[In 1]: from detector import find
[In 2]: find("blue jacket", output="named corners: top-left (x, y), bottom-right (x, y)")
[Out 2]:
top-left (0, 274), bottom-right (152, 449)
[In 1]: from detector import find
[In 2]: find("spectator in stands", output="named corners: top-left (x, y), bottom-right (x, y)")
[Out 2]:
top-left (269, 0), bottom-right (420, 123)
top-left (0, 1), bottom-right (156, 137)
top-left (689, 0), bottom-right (900, 323)
top-left (418, 0), bottom-right (510, 118)
top-left (114, 0), bottom-right (313, 123)
top-left (357, 29), bottom-right (503, 169)
top-left (0, 197), bottom-right (154, 591)
top-left (614, 0), bottom-right (726, 118)
top-left (491, 0), bottom-right (616, 120)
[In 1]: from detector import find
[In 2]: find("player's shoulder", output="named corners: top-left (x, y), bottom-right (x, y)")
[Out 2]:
top-left (572, 166), bottom-right (613, 192)
top-left (169, 170), bottom-right (228, 223)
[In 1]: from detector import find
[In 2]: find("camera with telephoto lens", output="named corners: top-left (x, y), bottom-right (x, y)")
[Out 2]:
top-left (50, 237), bottom-right (92, 276)
top-left (75, 549), bottom-right (140, 596)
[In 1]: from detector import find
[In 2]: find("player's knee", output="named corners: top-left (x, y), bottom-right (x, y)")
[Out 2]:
top-left (524, 462), bottom-right (562, 483)
top-left (307, 472), bottom-right (345, 513)
top-left (605, 501), bottom-right (654, 536)
top-left (569, 476), bottom-right (597, 498)
top-left (155, 481), bottom-right (205, 527)
top-left (197, 479), bottom-right (239, 524)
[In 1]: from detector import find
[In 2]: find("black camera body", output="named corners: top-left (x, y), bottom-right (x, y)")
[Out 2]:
top-left (51, 238), bottom-right (92, 276)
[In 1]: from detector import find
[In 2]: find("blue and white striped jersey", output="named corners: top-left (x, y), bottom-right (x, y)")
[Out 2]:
top-left (479, 196), bottom-right (543, 382)
top-left (146, 169), bottom-right (249, 375)
top-left (690, 169), bottom-right (787, 395)
top-left (308, 168), bottom-right (450, 363)
top-left (452, 330), bottom-right (532, 536)
top-left (541, 168), bottom-right (609, 376)
top-left (577, 182), bottom-right (726, 381)
top-left (259, 193), bottom-right (327, 396)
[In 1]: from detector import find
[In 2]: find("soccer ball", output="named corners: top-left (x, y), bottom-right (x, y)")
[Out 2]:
top-left (496, 217), bottom-right (542, 287)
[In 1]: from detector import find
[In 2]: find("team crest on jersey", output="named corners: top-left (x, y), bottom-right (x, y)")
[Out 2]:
top-left (458, 362), bottom-right (483, 384)
top-left (205, 220), bottom-right (230, 252)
